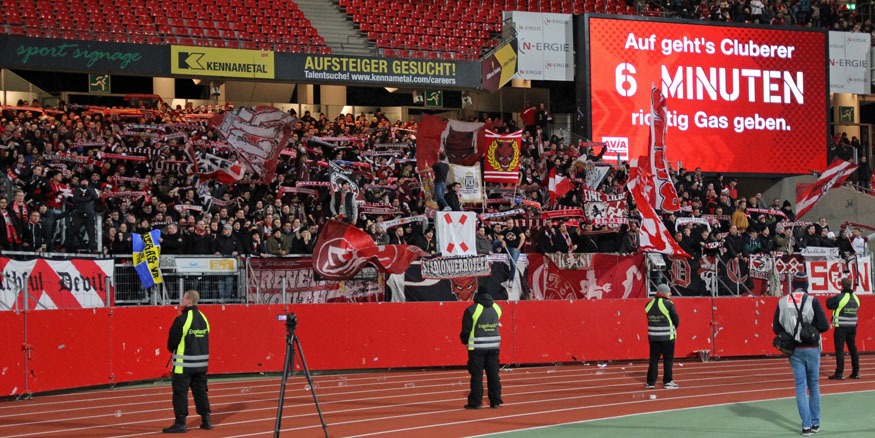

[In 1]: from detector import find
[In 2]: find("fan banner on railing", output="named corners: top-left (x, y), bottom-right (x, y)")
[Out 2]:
top-left (526, 253), bottom-right (647, 300)
top-left (210, 106), bottom-right (294, 184)
top-left (0, 257), bottom-right (114, 310)
top-left (313, 220), bottom-right (428, 280)
top-left (436, 211), bottom-right (477, 256)
top-left (247, 257), bottom-right (384, 304)
top-left (421, 255), bottom-right (491, 279)
top-left (449, 163), bottom-right (484, 203)
top-left (483, 130), bottom-right (522, 183)
top-left (807, 255), bottom-right (872, 294)
top-left (132, 229), bottom-right (163, 289)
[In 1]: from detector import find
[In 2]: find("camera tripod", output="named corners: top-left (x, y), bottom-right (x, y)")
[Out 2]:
top-left (274, 314), bottom-right (328, 438)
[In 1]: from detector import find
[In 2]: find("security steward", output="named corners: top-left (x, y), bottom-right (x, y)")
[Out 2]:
top-left (645, 284), bottom-right (680, 389)
top-left (460, 289), bottom-right (503, 409)
top-left (163, 290), bottom-right (213, 433)
top-left (827, 277), bottom-right (861, 380)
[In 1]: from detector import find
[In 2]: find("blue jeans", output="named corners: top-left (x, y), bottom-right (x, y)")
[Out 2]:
top-left (507, 247), bottom-right (520, 283)
top-left (789, 346), bottom-right (821, 429)
top-left (434, 181), bottom-right (447, 209)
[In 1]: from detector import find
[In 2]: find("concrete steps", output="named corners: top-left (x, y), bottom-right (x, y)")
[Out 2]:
top-left (295, 0), bottom-right (374, 56)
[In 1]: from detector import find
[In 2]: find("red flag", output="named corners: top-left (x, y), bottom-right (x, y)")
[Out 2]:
top-left (415, 114), bottom-right (445, 173)
top-left (548, 167), bottom-right (574, 201)
top-left (647, 87), bottom-right (680, 212)
top-left (795, 159), bottom-right (858, 219)
top-left (628, 159), bottom-right (691, 258)
top-left (483, 130), bottom-right (522, 183)
top-left (313, 220), bottom-right (428, 280)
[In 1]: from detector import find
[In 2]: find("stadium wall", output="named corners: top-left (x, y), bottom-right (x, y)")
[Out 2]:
top-left (1, 296), bottom-right (873, 395)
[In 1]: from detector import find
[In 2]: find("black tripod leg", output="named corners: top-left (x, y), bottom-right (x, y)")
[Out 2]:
top-left (274, 332), bottom-right (295, 438)
top-left (294, 336), bottom-right (329, 438)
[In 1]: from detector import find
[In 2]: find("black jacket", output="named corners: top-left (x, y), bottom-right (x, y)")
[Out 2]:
top-left (185, 232), bottom-right (213, 255)
top-left (70, 185), bottom-right (99, 215)
top-left (459, 293), bottom-right (501, 347)
top-left (167, 306), bottom-right (210, 375)
top-left (162, 231), bottom-right (186, 255)
top-left (211, 233), bottom-right (242, 256)
top-left (445, 189), bottom-right (462, 211)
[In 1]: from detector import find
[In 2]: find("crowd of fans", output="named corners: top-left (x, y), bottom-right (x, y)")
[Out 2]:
top-left (643, 0), bottom-right (874, 38)
top-left (0, 96), bottom-right (870, 269)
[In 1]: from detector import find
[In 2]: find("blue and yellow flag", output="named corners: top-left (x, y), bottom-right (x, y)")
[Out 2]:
top-left (132, 229), bottom-right (163, 288)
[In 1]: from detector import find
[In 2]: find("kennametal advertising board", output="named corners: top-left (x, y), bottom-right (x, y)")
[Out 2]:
top-left (0, 35), bottom-right (483, 90)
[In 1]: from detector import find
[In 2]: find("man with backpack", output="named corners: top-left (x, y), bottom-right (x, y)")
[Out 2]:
top-left (772, 272), bottom-right (830, 436)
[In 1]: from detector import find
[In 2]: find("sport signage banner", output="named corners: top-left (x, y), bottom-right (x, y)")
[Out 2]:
top-left (172, 257), bottom-right (237, 273)
top-left (282, 54), bottom-right (481, 89)
top-left (581, 16), bottom-right (827, 174)
top-left (481, 39), bottom-right (519, 92)
top-left (829, 31), bottom-right (871, 94)
top-left (0, 35), bottom-right (164, 73)
top-left (505, 11), bottom-right (573, 81)
top-left (171, 45), bottom-right (275, 79)
top-left (0, 257), bottom-right (114, 310)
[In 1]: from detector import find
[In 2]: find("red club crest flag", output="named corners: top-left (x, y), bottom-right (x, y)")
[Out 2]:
top-left (483, 130), bottom-right (522, 183)
top-left (647, 87), bottom-right (680, 212)
top-left (795, 158), bottom-right (858, 219)
top-left (313, 220), bottom-right (428, 280)
top-left (436, 212), bottom-right (477, 256)
top-left (628, 157), bottom-right (691, 258)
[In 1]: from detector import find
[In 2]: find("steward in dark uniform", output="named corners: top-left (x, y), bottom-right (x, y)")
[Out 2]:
top-left (826, 277), bottom-right (861, 380)
top-left (163, 290), bottom-right (212, 433)
top-left (645, 283), bottom-right (680, 389)
top-left (460, 290), bottom-right (503, 409)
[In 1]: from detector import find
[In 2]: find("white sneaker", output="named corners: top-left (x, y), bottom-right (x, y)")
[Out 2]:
top-left (663, 381), bottom-right (679, 389)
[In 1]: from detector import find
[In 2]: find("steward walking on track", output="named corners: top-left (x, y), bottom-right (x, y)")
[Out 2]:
top-left (460, 290), bottom-right (503, 409)
top-left (163, 290), bottom-right (213, 433)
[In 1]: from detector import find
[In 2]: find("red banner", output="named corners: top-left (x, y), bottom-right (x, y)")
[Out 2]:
top-left (585, 17), bottom-right (827, 174)
top-left (526, 253), bottom-right (647, 299)
top-left (0, 258), bottom-right (114, 310)
top-left (483, 130), bottom-right (522, 183)
top-left (312, 220), bottom-right (427, 280)
top-left (247, 257), bottom-right (383, 304)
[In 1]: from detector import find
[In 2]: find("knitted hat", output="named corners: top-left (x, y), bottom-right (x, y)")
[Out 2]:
top-left (791, 272), bottom-right (808, 291)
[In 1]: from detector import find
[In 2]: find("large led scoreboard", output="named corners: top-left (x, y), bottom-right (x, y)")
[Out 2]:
top-left (578, 15), bottom-right (828, 174)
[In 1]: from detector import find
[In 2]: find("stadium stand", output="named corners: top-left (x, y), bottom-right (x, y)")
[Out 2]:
top-left (0, 0), bottom-right (330, 53)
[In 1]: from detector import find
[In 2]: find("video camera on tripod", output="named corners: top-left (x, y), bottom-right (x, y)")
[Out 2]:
top-left (273, 313), bottom-right (327, 438)
top-left (276, 313), bottom-right (298, 332)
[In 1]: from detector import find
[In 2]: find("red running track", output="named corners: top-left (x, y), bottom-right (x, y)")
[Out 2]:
top-left (0, 356), bottom-right (873, 437)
